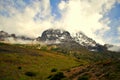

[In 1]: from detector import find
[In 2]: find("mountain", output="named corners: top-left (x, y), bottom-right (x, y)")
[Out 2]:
top-left (73, 32), bottom-right (107, 51)
top-left (36, 29), bottom-right (72, 43)
top-left (0, 29), bottom-right (109, 52)
top-left (36, 29), bottom-right (84, 52)
top-left (0, 40), bottom-right (120, 80)
top-left (0, 30), bottom-right (120, 80)
top-left (36, 29), bottom-right (106, 52)
top-left (73, 32), bottom-right (96, 47)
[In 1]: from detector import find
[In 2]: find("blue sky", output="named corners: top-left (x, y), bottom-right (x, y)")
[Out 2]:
top-left (50, 0), bottom-right (61, 19)
top-left (107, 2), bottom-right (120, 20)
top-left (0, 0), bottom-right (120, 45)
top-left (103, 2), bottom-right (120, 45)
top-left (50, 0), bottom-right (68, 19)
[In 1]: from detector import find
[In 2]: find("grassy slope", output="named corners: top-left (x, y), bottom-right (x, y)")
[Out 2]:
top-left (0, 43), bottom-right (80, 80)
top-left (0, 43), bottom-right (120, 80)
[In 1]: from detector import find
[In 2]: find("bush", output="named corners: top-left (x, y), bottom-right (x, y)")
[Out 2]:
top-left (47, 75), bottom-right (52, 79)
top-left (66, 69), bottom-right (70, 72)
top-left (40, 46), bottom-right (47, 51)
top-left (78, 75), bottom-right (89, 80)
top-left (50, 72), bottom-right (65, 80)
top-left (51, 47), bottom-right (59, 51)
top-left (51, 68), bottom-right (57, 72)
top-left (25, 71), bottom-right (37, 77)
top-left (18, 66), bottom-right (22, 70)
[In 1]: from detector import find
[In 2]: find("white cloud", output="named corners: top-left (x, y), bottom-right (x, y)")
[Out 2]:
top-left (58, 0), bottom-right (67, 10)
top-left (118, 27), bottom-right (120, 40)
top-left (57, 0), bottom-right (116, 44)
top-left (118, 27), bottom-right (120, 32)
top-left (0, 0), bottom-right (119, 45)
top-left (0, 0), bottom-right (53, 38)
top-left (108, 45), bottom-right (120, 52)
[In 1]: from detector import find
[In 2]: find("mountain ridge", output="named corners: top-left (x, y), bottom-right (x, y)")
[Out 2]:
top-left (0, 29), bottom-right (119, 52)
top-left (36, 29), bottom-right (107, 52)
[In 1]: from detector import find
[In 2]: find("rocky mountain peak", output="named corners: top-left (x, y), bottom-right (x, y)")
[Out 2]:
top-left (73, 32), bottom-right (97, 47)
top-left (38, 29), bottom-right (72, 42)
top-left (36, 29), bottom-right (106, 52)
top-left (0, 29), bottom-right (107, 52)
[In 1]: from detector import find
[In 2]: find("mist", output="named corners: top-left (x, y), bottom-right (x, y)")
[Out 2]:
top-left (2, 37), bottom-right (32, 44)
top-left (108, 46), bottom-right (120, 52)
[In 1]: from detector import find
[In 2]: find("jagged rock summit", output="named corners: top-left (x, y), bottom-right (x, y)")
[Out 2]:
top-left (37, 29), bottom-right (72, 42)
top-left (36, 29), bottom-right (106, 52)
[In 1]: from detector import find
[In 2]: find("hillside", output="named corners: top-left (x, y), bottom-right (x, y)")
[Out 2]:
top-left (64, 59), bottom-right (120, 80)
top-left (0, 43), bottom-right (80, 80)
top-left (0, 29), bottom-right (120, 80)
top-left (0, 43), bottom-right (120, 80)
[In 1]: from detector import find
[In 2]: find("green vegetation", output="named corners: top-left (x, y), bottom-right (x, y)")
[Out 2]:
top-left (48, 72), bottom-right (65, 80)
top-left (25, 71), bottom-right (37, 77)
top-left (0, 43), bottom-right (79, 80)
top-left (78, 75), bottom-right (89, 80)
top-left (51, 68), bottom-right (57, 72)
top-left (0, 42), bottom-right (120, 80)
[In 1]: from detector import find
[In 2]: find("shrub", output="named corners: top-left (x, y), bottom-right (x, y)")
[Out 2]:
top-left (102, 60), bottom-right (111, 66)
top-left (51, 68), bottom-right (57, 72)
top-left (18, 66), bottom-right (22, 70)
top-left (51, 47), bottom-right (59, 51)
top-left (40, 46), bottom-right (47, 51)
top-left (78, 75), bottom-right (89, 80)
top-left (25, 71), bottom-right (37, 77)
top-left (50, 72), bottom-right (65, 80)
top-left (66, 69), bottom-right (70, 72)
top-left (47, 75), bottom-right (52, 79)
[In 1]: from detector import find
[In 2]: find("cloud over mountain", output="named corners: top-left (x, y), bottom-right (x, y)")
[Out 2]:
top-left (0, 0), bottom-right (120, 45)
